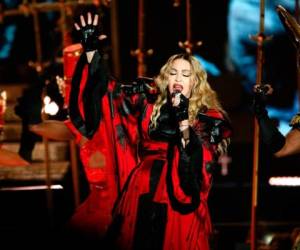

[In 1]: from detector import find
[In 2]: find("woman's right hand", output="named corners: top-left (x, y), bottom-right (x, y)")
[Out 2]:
top-left (74, 12), bottom-right (106, 52)
top-left (172, 93), bottom-right (189, 122)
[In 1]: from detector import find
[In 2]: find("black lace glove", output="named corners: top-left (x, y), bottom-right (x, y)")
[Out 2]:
top-left (148, 103), bottom-right (177, 141)
top-left (121, 77), bottom-right (158, 103)
top-left (172, 93), bottom-right (189, 122)
top-left (75, 13), bottom-right (103, 52)
top-left (121, 77), bottom-right (157, 94)
top-left (252, 85), bottom-right (271, 120)
top-left (195, 113), bottom-right (228, 144)
top-left (252, 84), bottom-right (285, 153)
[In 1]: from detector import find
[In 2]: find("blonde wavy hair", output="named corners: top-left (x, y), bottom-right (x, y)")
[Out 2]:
top-left (150, 54), bottom-right (230, 154)
top-left (150, 53), bottom-right (225, 127)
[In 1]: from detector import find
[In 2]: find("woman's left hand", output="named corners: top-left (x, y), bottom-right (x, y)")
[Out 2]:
top-left (74, 12), bottom-right (107, 52)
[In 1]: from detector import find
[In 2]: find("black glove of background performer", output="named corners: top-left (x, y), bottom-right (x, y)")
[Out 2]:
top-left (253, 92), bottom-right (268, 120)
top-left (252, 84), bottom-right (285, 154)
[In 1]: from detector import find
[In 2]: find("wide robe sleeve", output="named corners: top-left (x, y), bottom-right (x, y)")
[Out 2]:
top-left (166, 109), bottom-right (232, 214)
top-left (66, 50), bottom-right (139, 189)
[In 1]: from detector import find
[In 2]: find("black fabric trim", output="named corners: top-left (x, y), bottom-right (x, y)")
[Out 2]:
top-left (148, 103), bottom-right (177, 142)
top-left (83, 52), bottom-right (108, 138)
top-left (259, 116), bottom-right (286, 153)
top-left (149, 160), bottom-right (164, 195)
top-left (105, 165), bottom-right (142, 249)
top-left (69, 53), bottom-right (88, 136)
top-left (132, 194), bottom-right (167, 250)
top-left (111, 164), bottom-right (141, 215)
top-left (195, 112), bottom-right (232, 145)
top-left (132, 159), bottom-right (166, 250)
top-left (69, 51), bottom-right (109, 139)
top-left (178, 128), bottom-right (203, 196)
top-left (166, 141), bottom-right (201, 215)
top-left (108, 91), bottom-right (114, 119)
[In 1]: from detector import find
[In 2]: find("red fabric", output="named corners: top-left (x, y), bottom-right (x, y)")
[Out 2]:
top-left (64, 75), bottom-right (138, 239)
top-left (63, 51), bottom-right (230, 247)
top-left (63, 43), bottom-right (83, 109)
top-left (65, 184), bottom-right (115, 240)
top-left (113, 105), bottom-right (230, 250)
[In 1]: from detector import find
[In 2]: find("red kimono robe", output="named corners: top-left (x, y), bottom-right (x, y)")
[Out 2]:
top-left (108, 101), bottom-right (232, 250)
top-left (63, 51), bottom-right (138, 242)
top-left (65, 50), bottom-right (232, 249)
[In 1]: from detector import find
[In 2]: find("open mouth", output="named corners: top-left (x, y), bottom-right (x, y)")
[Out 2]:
top-left (173, 84), bottom-right (183, 92)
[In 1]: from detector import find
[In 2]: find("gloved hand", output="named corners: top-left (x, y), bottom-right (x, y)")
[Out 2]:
top-left (121, 77), bottom-right (156, 95)
top-left (121, 77), bottom-right (158, 103)
top-left (252, 84), bottom-right (273, 120)
top-left (74, 12), bottom-right (104, 52)
top-left (195, 113), bottom-right (225, 144)
top-left (252, 84), bottom-right (285, 153)
top-left (172, 93), bottom-right (189, 122)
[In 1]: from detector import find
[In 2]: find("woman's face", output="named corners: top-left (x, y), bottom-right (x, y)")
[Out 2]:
top-left (167, 58), bottom-right (194, 98)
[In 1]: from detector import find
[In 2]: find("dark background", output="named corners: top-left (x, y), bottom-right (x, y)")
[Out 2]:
top-left (1, 1), bottom-right (300, 249)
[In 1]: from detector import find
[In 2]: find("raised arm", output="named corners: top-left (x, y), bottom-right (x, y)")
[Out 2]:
top-left (69, 12), bottom-right (109, 139)
top-left (252, 84), bottom-right (286, 156)
top-left (74, 12), bottom-right (107, 63)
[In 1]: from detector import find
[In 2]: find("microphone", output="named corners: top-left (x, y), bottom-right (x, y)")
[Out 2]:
top-left (171, 89), bottom-right (181, 98)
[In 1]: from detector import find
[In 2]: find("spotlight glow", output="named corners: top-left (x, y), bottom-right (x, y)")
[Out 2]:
top-left (269, 176), bottom-right (300, 187)
top-left (0, 184), bottom-right (63, 191)
top-left (43, 96), bottom-right (59, 115)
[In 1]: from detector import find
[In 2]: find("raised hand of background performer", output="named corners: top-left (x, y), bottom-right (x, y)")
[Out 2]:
top-left (252, 83), bottom-right (273, 120)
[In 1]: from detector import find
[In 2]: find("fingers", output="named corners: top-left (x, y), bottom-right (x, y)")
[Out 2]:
top-left (84, 12), bottom-right (99, 26)
top-left (74, 22), bottom-right (80, 31)
top-left (99, 34), bottom-right (107, 40)
top-left (80, 15), bottom-right (86, 27)
top-left (264, 84), bottom-right (274, 95)
top-left (87, 12), bottom-right (92, 25)
top-left (74, 16), bottom-right (85, 30)
top-left (253, 84), bottom-right (274, 95)
top-left (93, 14), bottom-right (99, 26)
top-left (74, 13), bottom-right (99, 30)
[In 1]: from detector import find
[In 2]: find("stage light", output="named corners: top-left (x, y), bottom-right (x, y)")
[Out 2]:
top-left (269, 176), bottom-right (300, 187)
top-left (0, 90), bottom-right (7, 135)
top-left (43, 95), bottom-right (59, 116)
top-left (0, 184), bottom-right (63, 191)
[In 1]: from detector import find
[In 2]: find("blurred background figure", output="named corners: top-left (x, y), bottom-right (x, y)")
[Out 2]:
top-left (0, 89), bottom-right (29, 166)
top-left (226, 0), bottom-right (297, 134)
